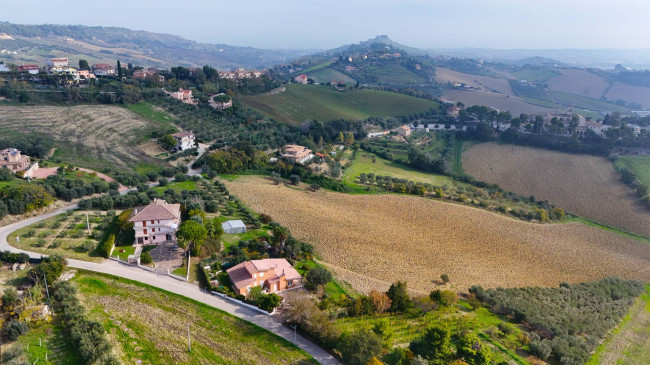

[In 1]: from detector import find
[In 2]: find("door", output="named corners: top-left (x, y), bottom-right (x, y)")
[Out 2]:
top-left (273, 284), bottom-right (277, 292)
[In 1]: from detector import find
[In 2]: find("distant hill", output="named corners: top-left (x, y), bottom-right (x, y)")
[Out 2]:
top-left (325, 35), bottom-right (429, 56)
top-left (0, 22), bottom-right (314, 69)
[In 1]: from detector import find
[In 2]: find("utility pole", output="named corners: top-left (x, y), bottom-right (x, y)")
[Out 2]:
top-left (44, 275), bottom-right (50, 302)
top-left (187, 323), bottom-right (191, 352)
top-left (86, 212), bottom-right (90, 235)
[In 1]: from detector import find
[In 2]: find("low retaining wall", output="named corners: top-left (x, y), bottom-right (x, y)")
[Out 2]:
top-left (210, 291), bottom-right (275, 315)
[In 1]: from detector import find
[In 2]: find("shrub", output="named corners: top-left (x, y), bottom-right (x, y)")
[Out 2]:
top-left (174, 173), bottom-right (187, 182)
top-left (98, 234), bottom-right (115, 258)
top-left (440, 274), bottom-right (450, 283)
top-left (337, 329), bottom-right (382, 365)
top-left (258, 293), bottom-right (282, 312)
top-left (306, 266), bottom-right (332, 286)
top-left (529, 339), bottom-right (552, 360)
top-left (2, 319), bottom-right (29, 341)
top-left (140, 251), bottom-right (153, 265)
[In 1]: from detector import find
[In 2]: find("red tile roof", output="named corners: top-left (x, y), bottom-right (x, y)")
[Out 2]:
top-left (129, 200), bottom-right (180, 222)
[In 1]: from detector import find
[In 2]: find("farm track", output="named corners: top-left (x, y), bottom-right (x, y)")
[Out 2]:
top-left (463, 143), bottom-right (650, 237)
top-left (0, 105), bottom-right (158, 168)
top-left (224, 177), bottom-right (650, 294)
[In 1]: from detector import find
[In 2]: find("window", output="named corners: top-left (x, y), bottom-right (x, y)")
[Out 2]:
top-left (151, 220), bottom-right (154, 225)
top-left (260, 272), bottom-right (264, 277)
top-left (143, 229), bottom-right (147, 234)
top-left (253, 273), bottom-right (257, 278)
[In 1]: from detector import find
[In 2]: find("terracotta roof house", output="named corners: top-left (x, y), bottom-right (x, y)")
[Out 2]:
top-left (397, 125), bottom-right (411, 137)
top-left (0, 148), bottom-right (31, 173)
top-left (171, 131), bottom-right (196, 151)
top-left (282, 144), bottom-right (313, 164)
top-left (446, 106), bottom-right (461, 116)
top-left (226, 259), bottom-right (303, 296)
top-left (92, 63), bottom-right (115, 76)
top-left (46, 57), bottom-right (68, 68)
top-left (168, 88), bottom-right (196, 104)
top-left (294, 74), bottom-right (308, 84)
top-left (129, 199), bottom-right (181, 245)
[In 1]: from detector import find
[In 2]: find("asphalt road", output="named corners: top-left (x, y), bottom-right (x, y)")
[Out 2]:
top-left (0, 203), bottom-right (340, 365)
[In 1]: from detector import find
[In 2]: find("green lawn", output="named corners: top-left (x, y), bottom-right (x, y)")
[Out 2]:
top-left (294, 260), bottom-right (351, 298)
top-left (112, 245), bottom-right (136, 261)
top-left (240, 84), bottom-right (439, 125)
top-left (221, 226), bottom-right (271, 250)
top-left (153, 180), bottom-right (197, 193)
top-left (16, 323), bottom-right (81, 365)
top-left (615, 155), bottom-right (650, 188)
top-left (0, 178), bottom-right (27, 189)
top-left (343, 151), bottom-right (452, 188)
top-left (73, 271), bottom-right (315, 364)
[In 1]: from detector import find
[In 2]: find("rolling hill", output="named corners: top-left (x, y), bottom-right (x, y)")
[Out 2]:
top-left (239, 84), bottom-right (440, 125)
top-left (0, 22), bottom-right (312, 69)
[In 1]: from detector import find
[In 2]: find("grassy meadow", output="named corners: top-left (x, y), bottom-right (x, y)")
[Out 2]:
top-left (308, 67), bottom-right (356, 85)
top-left (615, 155), bottom-right (650, 188)
top-left (73, 271), bottom-right (315, 364)
top-left (240, 84), bottom-right (439, 125)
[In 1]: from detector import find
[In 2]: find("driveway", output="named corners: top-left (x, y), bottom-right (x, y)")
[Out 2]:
top-left (149, 242), bottom-right (183, 274)
top-left (0, 200), bottom-right (340, 364)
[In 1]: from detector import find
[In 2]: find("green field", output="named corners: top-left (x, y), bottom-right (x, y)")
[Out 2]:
top-left (308, 67), bottom-right (356, 85)
top-left (343, 151), bottom-right (452, 187)
top-left (125, 102), bottom-right (178, 136)
top-left (364, 63), bottom-right (425, 84)
top-left (74, 271), bottom-right (315, 364)
top-left (240, 84), bottom-right (439, 125)
top-left (615, 155), bottom-right (650, 188)
top-left (153, 180), bottom-right (197, 193)
top-left (510, 67), bottom-right (560, 82)
top-left (549, 90), bottom-right (631, 112)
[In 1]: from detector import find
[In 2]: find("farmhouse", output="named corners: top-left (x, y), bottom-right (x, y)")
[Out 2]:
top-left (168, 88), bottom-right (196, 104)
top-left (129, 199), bottom-right (181, 245)
top-left (92, 63), bottom-right (115, 76)
top-left (133, 68), bottom-right (164, 81)
top-left (226, 259), bottom-right (303, 296)
top-left (171, 131), bottom-right (196, 151)
top-left (46, 57), bottom-right (68, 68)
top-left (0, 148), bottom-right (31, 173)
top-left (282, 144), bottom-right (314, 164)
top-left (397, 125), bottom-right (411, 137)
top-left (77, 69), bottom-right (95, 80)
top-left (221, 220), bottom-right (247, 234)
top-left (294, 74), bottom-right (308, 84)
top-left (17, 65), bottom-right (39, 74)
top-left (446, 106), bottom-right (461, 116)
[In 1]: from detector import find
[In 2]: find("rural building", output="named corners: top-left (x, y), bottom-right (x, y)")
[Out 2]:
top-left (367, 131), bottom-right (390, 139)
top-left (226, 259), bottom-right (303, 296)
top-left (46, 57), bottom-right (68, 68)
top-left (171, 131), bottom-right (196, 151)
top-left (17, 65), bottom-right (39, 74)
top-left (345, 65), bottom-right (356, 72)
top-left (129, 199), bottom-right (181, 245)
top-left (77, 69), bottom-right (95, 80)
top-left (221, 220), bottom-right (247, 234)
top-left (168, 88), bottom-right (195, 104)
top-left (0, 64), bottom-right (9, 72)
top-left (209, 93), bottom-right (233, 110)
top-left (92, 63), bottom-right (115, 76)
top-left (0, 148), bottom-right (31, 173)
top-left (294, 74), bottom-right (308, 84)
top-left (447, 106), bottom-right (461, 116)
top-left (397, 125), bottom-right (411, 137)
top-left (133, 68), bottom-right (164, 81)
top-left (282, 144), bottom-right (314, 164)
top-left (48, 67), bottom-right (80, 82)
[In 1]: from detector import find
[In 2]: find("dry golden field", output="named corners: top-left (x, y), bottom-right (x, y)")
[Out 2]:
top-left (605, 81), bottom-right (650, 109)
top-left (462, 143), bottom-right (650, 237)
top-left (435, 67), bottom-right (514, 96)
top-left (224, 177), bottom-right (650, 294)
top-left (0, 105), bottom-right (160, 169)
top-left (546, 68), bottom-right (609, 99)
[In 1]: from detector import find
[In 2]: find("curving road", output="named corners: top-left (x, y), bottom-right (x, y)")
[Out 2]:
top-left (0, 204), bottom-right (339, 365)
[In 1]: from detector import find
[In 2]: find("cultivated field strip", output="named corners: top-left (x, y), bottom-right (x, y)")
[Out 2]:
top-left (463, 143), bottom-right (650, 237)
top-left (225, 177), bottom-right (650, 294)
top-left (0, 105), bottom-right (155, 167)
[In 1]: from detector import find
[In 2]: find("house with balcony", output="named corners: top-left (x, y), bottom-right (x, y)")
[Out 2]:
top-left (226, 259), bottom-right (303, 296)
top-left (1, 148), bottom-right (31, 173)
top-left (129, 199), bottom-right (181, 245)
top-left (281, 144), bottom-right (313, 164)
top-left (171, 131), bottom-right (196, 151)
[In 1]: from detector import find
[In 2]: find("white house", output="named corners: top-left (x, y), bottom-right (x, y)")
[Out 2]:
top-left (222, 220), bottom-right (247, 234)
top-left (92, 63), bottom-right (116, 76)
top-left (129, 199), bottom-right (181, 245)
top-left (171, 131), bottom-right (196, 151)
top-left (0, 64), bottom-right (9, 72)
top-left (46, 57), bottom-right (69, 69)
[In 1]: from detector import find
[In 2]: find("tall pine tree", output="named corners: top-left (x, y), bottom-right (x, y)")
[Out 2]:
top-left (117, 60), bottom-right (123, 78)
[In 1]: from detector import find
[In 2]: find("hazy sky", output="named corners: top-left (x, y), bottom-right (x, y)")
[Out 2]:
top-left (3, 0), bottom-right (650, 49)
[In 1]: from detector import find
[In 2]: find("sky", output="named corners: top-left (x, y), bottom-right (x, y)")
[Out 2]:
top-left (2, 0), bottom-right (650, 50)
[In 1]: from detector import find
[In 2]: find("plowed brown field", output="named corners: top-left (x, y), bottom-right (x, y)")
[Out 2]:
top-left (225, 177), bottom-right (650, 294)
top-left (463, 143), bottom-right (650, 237)
top-left (0, 105), bottom-right (160, 169)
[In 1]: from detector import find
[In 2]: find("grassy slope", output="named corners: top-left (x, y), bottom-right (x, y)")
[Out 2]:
top-left (73, 271), bottom-right (315, 365)
top-left (240, 84), bottom-right (439, 125)
top-left (364, 63), bottom-right (425, 84)
top-left (125, 102), bottom-right (178, 136)
top-left (510, 67), bottom-right (560, 82)
top-left (343, 151), bottom-right (452, 187)
top-left (616, 156), bottom-right (650, 189)
top-left (587, 284), bottom-right (650, 365)
top-left (308, 67), bottom-right (356, 85)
